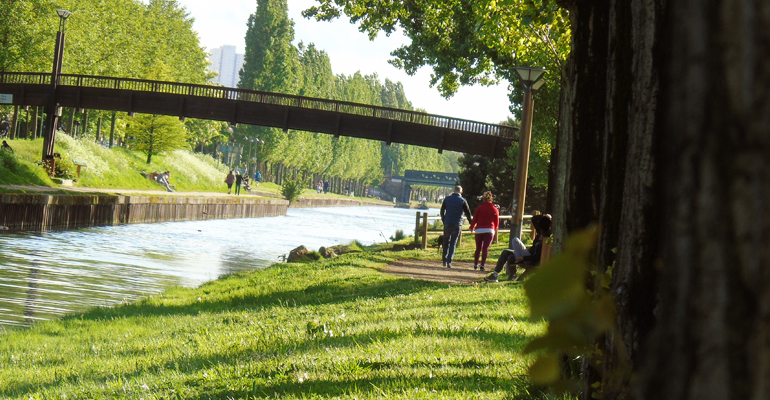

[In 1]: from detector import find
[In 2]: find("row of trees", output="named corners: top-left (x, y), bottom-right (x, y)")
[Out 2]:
top-left (1, 0), bottom-right (456, 182)
top-left (235, 0), bottom-right (456, 186)
top-left (304, 0), bottom-right (570, 197)
top-left (0, 0), bottom-right (226, 156)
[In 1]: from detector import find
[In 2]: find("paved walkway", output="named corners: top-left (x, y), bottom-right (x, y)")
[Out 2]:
top-left (382, 259), bottom-right (489, 285)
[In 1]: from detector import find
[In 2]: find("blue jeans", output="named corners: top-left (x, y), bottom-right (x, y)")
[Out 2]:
top-left (442, 222), bottom-right (461, 263)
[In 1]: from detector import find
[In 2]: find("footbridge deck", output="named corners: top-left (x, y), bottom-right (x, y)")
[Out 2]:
top-left (0, 72), bottom-right (515, 158)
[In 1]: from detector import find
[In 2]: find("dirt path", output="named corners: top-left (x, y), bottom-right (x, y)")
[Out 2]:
top-left (382, 259), bottom-right (488, 285)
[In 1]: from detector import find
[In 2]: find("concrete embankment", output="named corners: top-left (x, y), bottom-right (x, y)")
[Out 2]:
top-left (0, 188), bottom-right (392, 232)
top-left (0, 194), bottom-right (288, 232)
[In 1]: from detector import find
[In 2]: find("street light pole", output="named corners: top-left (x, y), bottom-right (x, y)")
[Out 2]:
top-left (42, 9), bottom-right (71, 166)
top-left (509, 67), bottom-right (546, 246)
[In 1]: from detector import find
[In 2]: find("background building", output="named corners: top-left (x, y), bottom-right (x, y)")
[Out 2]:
top-left (208, 45), bottom-right (244, 87)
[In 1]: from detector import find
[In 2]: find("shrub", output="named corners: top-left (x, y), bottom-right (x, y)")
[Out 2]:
top-left (0, 150), bottom-right (20, 175)
top-left (281, 177), bottom-right (305, 204)
top-left (54, 157), bottom-right (76, 180)
top-left (390, 229), bottom-right (406, 242)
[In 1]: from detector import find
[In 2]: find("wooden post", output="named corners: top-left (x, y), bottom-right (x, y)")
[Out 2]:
top-left (109, 111), bottom-right (116, 148)
top-left (68, 107), bottom-right (75, 135)
top-left (421, 212), bottom-right (428, 249)
top-left (31, 106), bottom-right (39, 139)
top-left (23, 107), bottom-right (30, 139)
top-left (414, 212), bottom-right (421, 244)
top-left (83, 110), bottom-right (89, 138)
top-left (10, 105), bottom-right (18, 139)
top-left (96, 117), bottom-right (102, 143)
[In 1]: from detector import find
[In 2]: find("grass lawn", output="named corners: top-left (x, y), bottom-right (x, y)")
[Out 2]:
top-left (1, 138), bottom-right (394, 206)
top-left (1, 136), bottom-right (228, 193)
top-left (0, 235), bottom-right (566, 399)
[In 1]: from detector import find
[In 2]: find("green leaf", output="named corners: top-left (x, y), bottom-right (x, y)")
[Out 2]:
top-left (528, 354), bottom-right (561, 385)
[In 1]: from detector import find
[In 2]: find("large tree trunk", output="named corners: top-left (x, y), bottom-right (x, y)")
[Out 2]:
top-left (637, 0), bottom-right (770, 398)
top-left (554, 0), bottom-right (664, 398)
top-left (556, 0), bottom-right (769, 398)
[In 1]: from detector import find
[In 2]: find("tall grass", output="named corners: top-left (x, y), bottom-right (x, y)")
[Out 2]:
top-left (0, 137), bottom-right (229, 192)
top-left (0, 245), bottom-right (566, 399)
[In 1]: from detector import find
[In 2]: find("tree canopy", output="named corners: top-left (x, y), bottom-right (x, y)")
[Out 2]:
top-left (303, 0), bottom-right (570, 190)
top-left (0, 0), bottom-right (219, 148)
top-left (236, 0), bottom-right (455, 185)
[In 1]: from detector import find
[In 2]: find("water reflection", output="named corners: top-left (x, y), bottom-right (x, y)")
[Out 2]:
top-left (0, 206), bottom-right (432, 328)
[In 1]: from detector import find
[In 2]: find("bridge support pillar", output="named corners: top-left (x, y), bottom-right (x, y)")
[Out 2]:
top-left (401, 183), bottom-right (412, 203)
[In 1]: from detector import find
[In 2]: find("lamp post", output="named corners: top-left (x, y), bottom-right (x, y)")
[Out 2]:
top-left (509, 66), bottom-right (545, 246)
top-left (42, 9), bottom-right (71, 168)
top-left (245, 136), bottom-right (255, 173)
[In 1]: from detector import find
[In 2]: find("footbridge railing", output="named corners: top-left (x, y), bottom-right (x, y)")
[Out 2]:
top-left (0, 72), bottom-right (517, 139)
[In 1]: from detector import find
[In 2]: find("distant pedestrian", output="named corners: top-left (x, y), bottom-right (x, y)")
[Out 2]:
top-left (0, 118), bottom-right (10, 138)
top-left (323, 180), bottom-right (329, 194)
top-left (469, 191), bottom-right (499, 271)
top-left (440, 185), bottom-right (472, 268)
top-left (158, 171), bottom-right (174, 192)
top-left (225, 170), bottom-right (235, 194)
top-left (1, 140), bottom-right (12, 153)
top-left (235, 171), bottom-right (243, 195)
top-left (254, 171), bottom-right (262, 187)
top-left (317, 181), bottom-right (323, 193)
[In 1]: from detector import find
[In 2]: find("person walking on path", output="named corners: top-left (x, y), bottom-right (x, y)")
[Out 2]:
top-left (234, 171), bottom-right (243, 195)
top-left (254, 171), bottom-right (262, 187)
top-left (440, 185), bottom-right (472, 268)
top-left (323, 180), bottom-right (330, 194)
top-left (469, 191), bottom-right (499, 271)
top-left (485, 214), bottom-right (552, 282)
top-left (224, 170), bottom-right (235, 194)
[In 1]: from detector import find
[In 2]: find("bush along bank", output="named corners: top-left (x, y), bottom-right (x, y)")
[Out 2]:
top-left (0, 239), bottom-right (561, 400)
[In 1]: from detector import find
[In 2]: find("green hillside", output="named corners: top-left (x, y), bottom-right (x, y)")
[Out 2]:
top-left (0, 136), bottom-right (227, 192)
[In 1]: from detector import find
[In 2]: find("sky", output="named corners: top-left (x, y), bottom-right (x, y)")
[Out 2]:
top-left (172, 0), bottom-right (514, 124)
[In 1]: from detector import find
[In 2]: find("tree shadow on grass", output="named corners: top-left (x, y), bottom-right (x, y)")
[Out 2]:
top-left (208, 374), bottom-right (547, 400)
top-left (70, 272), bottom-right (454, 321)
top-left (1, 323), bottom-right (543, 398)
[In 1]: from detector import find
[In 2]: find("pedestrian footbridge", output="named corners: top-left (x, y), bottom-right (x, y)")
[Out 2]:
top-left (0, 72), bottom-right (515, 158)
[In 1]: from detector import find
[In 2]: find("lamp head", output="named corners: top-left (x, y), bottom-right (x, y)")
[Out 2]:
top-left (513, 66), bottom-right (546, 88)
top-left (56, 9), bottom-right (72, 20)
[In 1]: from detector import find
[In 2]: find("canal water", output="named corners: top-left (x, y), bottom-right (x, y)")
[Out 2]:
top-left (0, 206), bottom-right (436, 328)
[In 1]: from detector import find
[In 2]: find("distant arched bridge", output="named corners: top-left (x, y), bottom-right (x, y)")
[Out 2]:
top-left (0, 72), bottom-right (515, 158)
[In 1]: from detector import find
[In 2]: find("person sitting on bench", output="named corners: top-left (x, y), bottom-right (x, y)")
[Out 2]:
top-left (484, 214), bottom-right (552, 282)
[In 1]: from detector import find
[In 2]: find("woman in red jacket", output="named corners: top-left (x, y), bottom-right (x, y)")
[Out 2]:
top-left (469, 191), bottom-right (499, 271)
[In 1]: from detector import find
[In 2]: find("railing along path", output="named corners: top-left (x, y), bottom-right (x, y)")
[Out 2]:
top-left (413, 212), bottom-right (536, 249)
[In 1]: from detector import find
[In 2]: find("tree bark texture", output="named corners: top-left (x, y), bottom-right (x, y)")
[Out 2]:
top-left (637, 0), bottom-right (770, 399)
top-left (554, 0), bottom-right (666, 398)
top-left (557, 0), bottom-right (770, 398)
